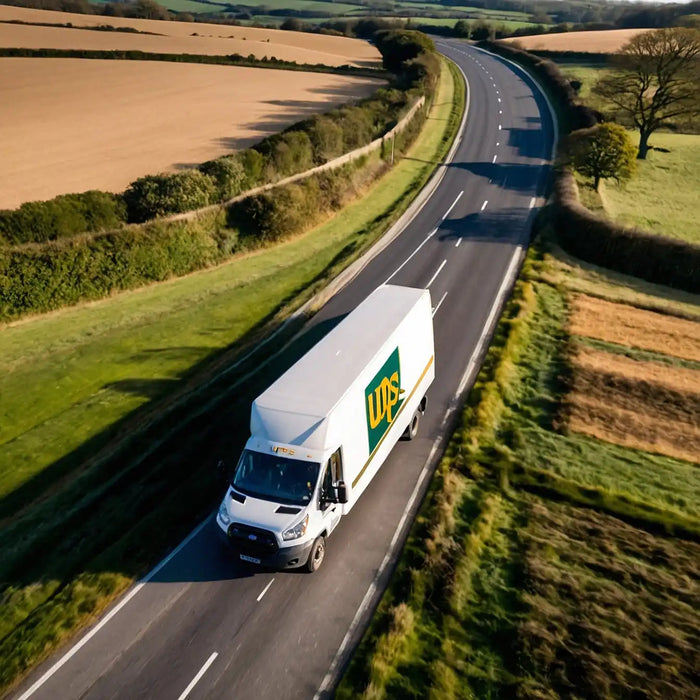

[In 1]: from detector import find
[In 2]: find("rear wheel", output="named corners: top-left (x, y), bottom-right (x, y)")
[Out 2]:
top-left (305, 536), bottom-right (326, 572)
top-left (403, 409), bottom-right (420, 440)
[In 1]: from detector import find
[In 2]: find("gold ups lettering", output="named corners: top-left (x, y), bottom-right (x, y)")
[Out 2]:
top-left (365, 348), bottom-right (403, 453)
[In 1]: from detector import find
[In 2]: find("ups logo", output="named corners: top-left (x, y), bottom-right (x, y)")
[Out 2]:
top-left (365, 348), bottom-right (404, 453)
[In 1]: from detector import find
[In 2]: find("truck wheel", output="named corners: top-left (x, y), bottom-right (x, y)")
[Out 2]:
top-left (403, 410), bottom-right (420, 440)
top-left (305, 536), bottom-right (326, 572)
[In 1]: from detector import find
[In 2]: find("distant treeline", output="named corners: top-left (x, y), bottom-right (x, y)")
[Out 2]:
top-left (0, 30), bottom-right (440, 319)
top-left (0, 47), bottom-right (378, 77)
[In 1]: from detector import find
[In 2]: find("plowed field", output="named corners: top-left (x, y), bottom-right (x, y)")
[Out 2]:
top-left (0, 6), bottom-right (381, 66)
top-left (503, 28), bottom-right (651, 53)
top-left (0, 58), bottom-right (382, 209)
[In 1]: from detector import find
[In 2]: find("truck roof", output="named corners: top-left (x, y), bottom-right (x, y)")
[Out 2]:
top-left (254, 285), bottom-right (428, 419)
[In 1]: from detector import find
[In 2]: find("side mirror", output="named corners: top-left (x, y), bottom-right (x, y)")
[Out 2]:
top-left (336, 481), bottom-right (348, 504)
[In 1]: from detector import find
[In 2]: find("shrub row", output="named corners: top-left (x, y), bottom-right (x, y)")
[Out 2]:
top-left (478, 41), bottom-right (700, 293)
top-left (0, 48), bottom-right (373, 77)
top-left (476, 40), bottom-right (599, 133)
top-left (0, 30), bottom-right (438, 318)
top-left (1, 35), bottom-right (434, 244)
top-left (552, 171), bottom-right (700, 293)
top-left (0, 191), bottom-right (126, 245)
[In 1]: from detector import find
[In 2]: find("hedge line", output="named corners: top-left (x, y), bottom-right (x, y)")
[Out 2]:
top-left (0, 30), bottom-right (438, 319)
top-left (0, 48), bottom-right (377, 76)
top-left (478, 41), bottom-right (700, 293)
top-left (0, 45), bottom-right (418, 243)
top-left (552, 171), bottom-right (700, 293)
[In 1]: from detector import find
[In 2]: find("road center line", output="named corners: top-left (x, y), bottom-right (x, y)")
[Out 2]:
top-left (492, 155), bottom-right (497, 163)
top-left (529, 197), bottom-right (536, 209)
top-left (432, 292), bottom-right (448, 317)
top-left (257, 579), bottom-right (275, 602)
top-left (383, 228), bottom-right (436, 285)
top-left (454, 238), bottom-right (461, 248)
top-left (426, 260), bottom-right (447, 288)
top-left (177, 652), bottom-right (218, 700)
top-left (498, 124), bottom-right (502, 130)
top-left (481, 200), bottom-right (488, 211)
top-left (441, 190), bottom-right (463, 220)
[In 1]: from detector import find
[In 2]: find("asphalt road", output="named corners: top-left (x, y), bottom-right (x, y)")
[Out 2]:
top-left (12, 41), bottom-right (555, 700)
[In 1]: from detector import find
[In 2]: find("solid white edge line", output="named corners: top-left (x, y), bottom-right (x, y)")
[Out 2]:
top-left (15, 518), bottom-right (210, 700)
top-left (315, 241), bottom-right (526, 700)
top-left (432, 292), bottom-right (448, 317)
top-left (426, 259), bottom-right (447, 288)
top-left (177, 652), bottom-right (218, 700)
top-left (481, 200), bottom-right (488, 211)
top-left (441, 190), bottom-right (463, 220)
top-left (257, 579), bottom-right (275, 602)
top-left (383, 229), bottom-right (436, 285)
top-left (317, 42), bottom-right (559, 698)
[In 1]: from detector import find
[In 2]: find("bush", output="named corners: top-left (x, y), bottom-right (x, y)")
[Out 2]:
top-left (306, 116), bottom-right (346, 164)
top-left (199, 156), bottom-right (246, 201)
top-left (123, 171), bottom-right (216, 223)
top-left (0, 191), bottom-right (126, 245)
top-left (255, 130), bottom-right (315, 181)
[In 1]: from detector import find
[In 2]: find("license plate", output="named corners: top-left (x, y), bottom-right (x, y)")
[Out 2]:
top-left (240, 554), bottom-right (261, 564)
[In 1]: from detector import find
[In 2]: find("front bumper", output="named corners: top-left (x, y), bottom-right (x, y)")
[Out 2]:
top-left (217, 516), bottom-right (313, 570)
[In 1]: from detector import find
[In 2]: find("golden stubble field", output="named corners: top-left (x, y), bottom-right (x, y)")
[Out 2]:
top-left (503, 28), bottom-right (651, 53)
top-left (0, 57), bottom-right (383, 209)
top-left (0, 6), bottom-right (381, 66)
top-left (565, 294), bottom-right (700, 463)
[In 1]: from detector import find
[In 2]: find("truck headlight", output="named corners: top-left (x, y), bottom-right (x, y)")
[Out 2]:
top-left (282, 514), bottom-right (309, 541)
top-left (218, 502), bottom-right (230, 526)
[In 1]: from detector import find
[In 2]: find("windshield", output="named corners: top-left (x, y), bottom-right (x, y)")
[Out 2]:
top-left (232, 450), bottom-right (320, 506)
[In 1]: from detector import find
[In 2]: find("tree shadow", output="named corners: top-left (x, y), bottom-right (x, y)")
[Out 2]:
top-left (448, 161), bottom-right (549, 192)
top-left (437, 207), bottom-right (532, 245)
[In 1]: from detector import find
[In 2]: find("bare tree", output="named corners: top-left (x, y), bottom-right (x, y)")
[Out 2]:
top-left (594, 28), bottom-right (700, 159)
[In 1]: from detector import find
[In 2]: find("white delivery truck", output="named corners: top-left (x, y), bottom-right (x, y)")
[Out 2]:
top-left (216, 284), bottom-right (435, 572)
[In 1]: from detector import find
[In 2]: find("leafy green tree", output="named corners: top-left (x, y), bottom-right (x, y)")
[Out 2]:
top-left (593, 28), bottom-right (700, 159)
top-left (564, 123), bottom-right (637, 191)
top-left (124, 171), bottom-right (215, 223)
top-left (199, 157), bottom-right (246, 201)
top-left (454, 20), bottom-right (471, 39)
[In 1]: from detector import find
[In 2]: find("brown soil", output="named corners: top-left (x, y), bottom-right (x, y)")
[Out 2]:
top-left (564, 346), bottom-right (700, 463)
top-left (569, 294), bottom-right (700, 362)
top-left (0, 58), bottom-right (383, 209)
top-left (0, 6), bottom-right (381, 66)
top-left (520, 497), bottom-right (700, 699)
top-left (503, 28), bottom-right (652, 53)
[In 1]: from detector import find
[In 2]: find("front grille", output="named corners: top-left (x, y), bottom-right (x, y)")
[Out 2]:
top-left (228, 523), bottom-right (278, 555)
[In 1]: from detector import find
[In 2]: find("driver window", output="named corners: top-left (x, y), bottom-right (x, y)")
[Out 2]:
top-left (321, 463), bottom-right (333, 504)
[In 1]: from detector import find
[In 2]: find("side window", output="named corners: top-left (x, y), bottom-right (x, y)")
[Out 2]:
top-left (329, 448), bottom-right (343, 483)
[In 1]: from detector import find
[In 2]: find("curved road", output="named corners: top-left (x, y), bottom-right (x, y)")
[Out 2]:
top-left (12, 41), bottom-right (554, 700)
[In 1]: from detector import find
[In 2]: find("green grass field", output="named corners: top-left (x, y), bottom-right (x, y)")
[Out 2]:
top-left (0, 59), bottom-right (465, 694)
top-left (554, 60), bottom-right (700, 244)
top-left (600, 132), bottom-right (700, 244)
top-left (338, 220), bottom-right (700, 697)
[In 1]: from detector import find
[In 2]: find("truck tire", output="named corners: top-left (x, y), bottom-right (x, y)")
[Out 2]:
top-left (305, 536), bottom-right (326, 572)
top-left (403, 409), bottom-right (420, 440)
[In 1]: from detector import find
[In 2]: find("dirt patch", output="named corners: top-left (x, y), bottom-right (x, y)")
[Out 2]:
top-left (569, 294), bottom-right (700, 362)
top-left (564, 345), bottom-right (700, 462)
top-left (503, 28), bottom-right (652, 53)
top-left (520, 497), bottom-right (700, 699)
top-left (0, 58), bottom-right (383, 209)
top-left (0, 6), bottom-right (381, 66)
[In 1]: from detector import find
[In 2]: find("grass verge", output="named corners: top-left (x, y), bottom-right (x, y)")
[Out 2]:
top-left (337, 215), bottom-right (700, 698)
top-left (0, 58), bottom-right (465, 694)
